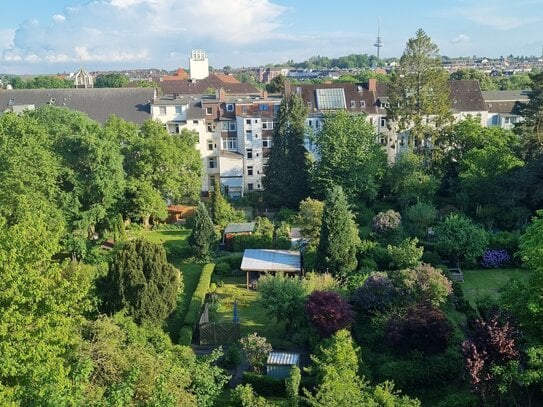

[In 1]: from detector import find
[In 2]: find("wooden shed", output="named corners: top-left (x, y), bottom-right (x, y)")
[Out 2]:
top-left (266, 352), bottom-right (300, 379)
top-left (240, 249), bottom-right (302, 289)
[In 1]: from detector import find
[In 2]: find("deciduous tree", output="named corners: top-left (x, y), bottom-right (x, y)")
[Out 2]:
top-left (305, 291), bottom-right (354, 337)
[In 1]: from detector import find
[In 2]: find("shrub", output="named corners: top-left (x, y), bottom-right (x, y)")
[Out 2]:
top-left (372, 210), bottom-right (402, 233)
top-left (386, 237), bottom-right (424, 269)
top-left (436, 392), bottom-right (478, 407)
top-left (305, 291), bottom-right (354, 337)
top-left (221, 345), bottom-right (242, 369)
top-left (179, 326), bottom-right (193, 345)
top-left (226, 254), bottom-right (243, 270)
top-left (421, 250), bottom-right (441, 267)
top-left (231, 384), bottom-right (271, 407)
top-left (242, 372), bottom-right (286, 397)
top-left (239, 333), bottom-right (273, 374)
top-left (180, 263), bottom-right (214, 339)
top-left (480, 248), bottom-right (511, 268)
top-left (351, 272), bottom-right (399, 315)
top-left (286, 365), bottom-right (301, 407)
top-left (390, 263), bottom-right (452, 306)
top-left (385, 303), bottom-right (453, 355)
top-left (214, 261), bottom-right (232, 276)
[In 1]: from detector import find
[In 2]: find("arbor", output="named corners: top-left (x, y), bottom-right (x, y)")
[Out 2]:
top-left (387, 29), bottom-right (451, 146)
top-left (515, 72), bottom-right (543, 159)
top-left (257, 274), bottom-right (307, 333)
top-left (312, 110), bottom-right (387, 202)
top-left (305, 291), bottom-right (354, 337)
top-left (263, 92), bottom-right (311, 209)
top-left (189, 202), bottom-right (215, 259)
top-left (316, 186), bottom-right (360, 278)
top-left (435, 214), bottom-right (488, 266)
top-left (106, 238), bottom-right (182, 325)
top-left (94, 73), bottom-right (129, 88)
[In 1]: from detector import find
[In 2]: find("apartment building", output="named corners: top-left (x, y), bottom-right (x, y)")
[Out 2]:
top-left (482, 89), bottom-right (529, 130)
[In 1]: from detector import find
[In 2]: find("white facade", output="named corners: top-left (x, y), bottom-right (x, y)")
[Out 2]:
top-left (189, 50), bottom-right (209, 80)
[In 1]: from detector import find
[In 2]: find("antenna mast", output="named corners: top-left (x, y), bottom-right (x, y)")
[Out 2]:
top-left (374, 18), bottom-right (383, 60)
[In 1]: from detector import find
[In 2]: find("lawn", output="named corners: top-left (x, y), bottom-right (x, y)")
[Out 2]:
top-left (211, 275), bottom-right (293, 348)
top-left (462, 268), bottom-right (530, 306)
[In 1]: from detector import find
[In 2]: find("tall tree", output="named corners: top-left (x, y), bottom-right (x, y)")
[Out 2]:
top-left (316, 186), bottom-right (360, 278)
top-left (94, 73), bottom-right (129, 88)
top-left (312, 110), bottom-right (387, 203)
top-left (188, 202), bottom-right (215, 260)
top-left (387, 29), bottom-right (452, 147)
top-left (515, 72), bottom-right (543, 159)
top-left (105, 238), bottom-right (182, 325)
top-left (210, 178), bottom-right (244, 228)
top-left (263, 92), bottom-right (311, 209)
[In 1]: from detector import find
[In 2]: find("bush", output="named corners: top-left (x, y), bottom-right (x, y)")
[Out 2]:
top-left (305, 291), bottom-right (354, 337)
top-left (226, 254), bottom-right (244, 270)
top-left (274, 236), bottom-right (292, 249)
top-left (480, 248), bottom-right (511, 268)
top-left (240, 333), bottom-right (273, 374)
top-left (436, 392), bottom-right (478, 407)
top-left (179, 326), bottom-right (193, 345)
top-left (221, 345), bottom-right (242, 369)
top-left (276, 207), bottom-right (296, 222)
top-left (242, 372), bottom-right (286, 397)
top-left (214, 261), bottom-right (232, 276)
top-left (351, 272), bottom-right (399, 315)
top-left (232, 234), bottom-right (273, 251)
top-left (180, 263), bottom-right (214, 338)
top-left (231, 384), bottom-right (270, 407)
top-left (421, 250), bottom-right (442, 267)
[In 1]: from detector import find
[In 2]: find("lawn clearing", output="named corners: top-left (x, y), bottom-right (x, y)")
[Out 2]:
top-left (462, 268), bottom-right (530, 306)
top-left (211, 275), bottom-right (293, 348)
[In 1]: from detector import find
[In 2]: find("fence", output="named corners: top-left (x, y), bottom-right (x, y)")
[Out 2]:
top-left (198, 303), bottom-right (241, 345)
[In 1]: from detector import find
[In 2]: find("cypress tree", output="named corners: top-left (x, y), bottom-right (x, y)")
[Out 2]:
top-left (210, 178), bottom-right (235, 228)
top-left (316, 186), bottom-right (360, 278)
top-left (263, 92), bottom-right (310, 209)
top-left (189, 201), bottom-right (215, 259)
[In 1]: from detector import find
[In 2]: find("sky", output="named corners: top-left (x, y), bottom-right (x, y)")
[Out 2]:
top-left (0, 0), bottom-right (542, 75)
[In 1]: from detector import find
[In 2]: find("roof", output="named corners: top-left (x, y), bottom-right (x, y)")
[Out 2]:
top-left (160, 73), bottom-right (259, 95)
top-left (267, 352), bottom-right (300, 366)
top-left (241, 249), bottom-right (301, 272)
top-left (481, 90), bottom-right (530, 102)
top-left (224, 222), bottom-right (256, 234)
top-left (450, 80), bottom-right (487, 112)
top-left (0, 88), bottom-right (154, 124)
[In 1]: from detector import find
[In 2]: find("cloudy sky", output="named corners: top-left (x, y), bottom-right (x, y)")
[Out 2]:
top-left (0, 0), bottom-right (542, 74)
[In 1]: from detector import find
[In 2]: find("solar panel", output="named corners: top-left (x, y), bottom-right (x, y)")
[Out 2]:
top-left (315, 88), bottom-right (346, 110)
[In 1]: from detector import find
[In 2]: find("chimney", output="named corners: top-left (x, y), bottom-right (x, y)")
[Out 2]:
top-left (216, 87), bottom-right (226, 101)
top-left (261, 90), bottom-right (268, 99)
top-left (368, 78), bottom-right (377, 92)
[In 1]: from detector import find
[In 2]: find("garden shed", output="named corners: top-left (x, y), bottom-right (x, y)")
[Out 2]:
top-left (240, 249), bottom-right (302, 289)
top-left (266, 352), bottom-right (300, 379)
top-left (223, 222), bottom-right (256, 247)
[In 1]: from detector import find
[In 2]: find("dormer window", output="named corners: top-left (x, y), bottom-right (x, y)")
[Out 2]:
top-left (226, 103), bottom-right (234, 112)
top-left (350, 100), bottom-right (356, 108)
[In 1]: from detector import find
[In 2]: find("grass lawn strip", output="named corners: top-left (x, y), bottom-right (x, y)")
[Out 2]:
top-left (462, 268), bottom-right (529, 306)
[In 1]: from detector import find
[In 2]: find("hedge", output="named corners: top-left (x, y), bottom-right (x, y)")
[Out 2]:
top-left (242, 372), bottom-right (286, 397)
top-left (179, 263), bottom-right (215, 344)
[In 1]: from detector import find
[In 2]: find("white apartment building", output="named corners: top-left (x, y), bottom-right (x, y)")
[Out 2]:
top-left (189, 50), bottom-right (209, 81)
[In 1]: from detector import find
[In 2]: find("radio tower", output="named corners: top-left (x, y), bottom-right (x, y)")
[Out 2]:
top-left (374, 19), bottom-right (383, 60)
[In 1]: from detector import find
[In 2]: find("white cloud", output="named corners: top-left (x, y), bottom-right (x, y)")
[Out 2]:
top-left (451, 34), bottom-right (470, 44)
top-left (453, 1), bottom-right (541, 30)
top-left (1, 0), bottom-right (286, 70)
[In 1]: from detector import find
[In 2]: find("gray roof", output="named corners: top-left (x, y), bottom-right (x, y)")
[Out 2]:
top-left (224, 222), bottom-right (256, 234)
top-left (0, 88), bottom-right (155, 124)
top-left (241, 249), bottom-right (301, 272)
top-left (482, 90), bottom-right (530, 102)
top-left (267, 352), bottom-right (300, 366)
top-left (450, 80), bottom-right (487, 112)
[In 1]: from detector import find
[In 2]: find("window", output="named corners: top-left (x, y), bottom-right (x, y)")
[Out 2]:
top-left (192, 120), bottom-right (198, 124)
top-left (175, 105), bottom-right (182, 114)
top-left (246, 119), bottom-right (251, 125)
top-left (159, 106), bottom-right (166, 115)
top-left (242, 105), bottom-right (248, 113)
top-left (247, 149), bottom-right (253, 159)
top-left (207, 123), bottom-right (213, 132)
top-left (207, 141), bottom-right (213, 151)
top-left (229, 122), bottom-right (236, 132)
top-left (350, 100), bottom-right (356, 108)
top-left (380, 118), bottom-right (386, 127)
top-left (226, 103), bottom-right (234, 112)
top-left (315, 121), bottom-right (321, 129)
top-left (247, 166), bottom-right (254, 176)
top-left (262, 137), bottom-right (272, 148)
top-left (262, 121), bottom-right (273, 130)
top-left (222, 137), bottom-right (237, 151)
top-left (248, 183), bottom-right (254, 191)
top-left (274, 104), bottom-right (280, 114)
top-left (308, 120), bottom-right (313, 128)
top-left (259, 104), bottom-right (269, 111)
top-left (504, 117), bottom-right (512, 124)
top-left (307, 102), bottom-right (312, 108)
top-left (246, 130), bottom-right (253, 141)
top-left (208, 157), bottom-right (217, 169)
top-left (206, 106), bottom-right (213, 115)
top-left (360, 100), bottom-right (365, 107)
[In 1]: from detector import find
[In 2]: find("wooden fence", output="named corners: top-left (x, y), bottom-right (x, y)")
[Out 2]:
top-left (198, 303), bottom-right (241, 346)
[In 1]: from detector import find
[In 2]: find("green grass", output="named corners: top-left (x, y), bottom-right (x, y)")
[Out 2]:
top-left (211, 275), bottom-right (293, 348)
top-left (462, 268), bottom-right (530, 306)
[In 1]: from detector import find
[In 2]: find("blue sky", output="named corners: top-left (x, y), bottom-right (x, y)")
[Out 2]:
top-left (0, 0), bottom-right (542, 74)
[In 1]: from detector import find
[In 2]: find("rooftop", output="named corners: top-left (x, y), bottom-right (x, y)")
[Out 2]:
top-left (241, 249), bottom-right (301, 272)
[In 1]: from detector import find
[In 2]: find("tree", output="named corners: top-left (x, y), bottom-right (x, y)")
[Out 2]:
top-left (189, 202), bottom-right (215, 259)
top-left (312, 110), bottom-right (387, 202)
top-left (515, 72), bottom-right (543, 159)
top-left (385, 303), bottom-right (452, 355)
top-left (266, 74), bottom-right (286, 93)
top-left (239, 333), bottom-right (273, 374)
top-left (305, 291), bottom-right (354, 337)
top-left (95, 73), bottom-right (129, 88)
top-left (351, 272), bottom-right (399, 315)
top-left (372, 210), bottom-right (403, 245)
top-left (210, 178), bottom-right (244, 228)
top-left (450, 68), bottom-right (497, 91)
top-left (387, 29), bottom-right (451, 147)
top-left (404, 202), bottom-right (437, 239)
top-left (105, 238), bottom-right (182, 325)
top-left (231, 384), bottom-right (271, 407)
top-left (286, 366), bottom-right (301, 407)
top-left (435, 213), bottom-right (488, 266)
top-left (387, 237), bottom-right (424, 269)
top-left (257, 274), bottom-right (307, 333)
top-left (316, 186), bottom-right (360, 278)
top-left (391, 263), bottom-right (452, 306)
top-left (297, 197), bottom-right (324, 248)
top-left (263, 92), bottom-right (311, 209)
top-left (462, 313), bottom-right (520, 405)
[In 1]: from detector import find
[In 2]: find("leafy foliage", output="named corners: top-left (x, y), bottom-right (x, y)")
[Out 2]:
top-left (390, 263), bottom-right (452, 306)
top-left (94, 72), bottom-right (129, 88)
top-left (297, 197), bottom-right (324, 248)
top-left (387, 237), bottom-right (424, 269)
top-left (404, 202), bottom-right (437, 238)
top-left (239, 333), bottom-right (273, 374)
top-left (305, 291), bottom-right (354, 337)
top-left (481, 249), bottom-right (511, 268)
top-left (210, 178), bottom-right (245, 228)
top-left (351, 272), bottom-right (399, 315)
top-left (105, 238), bottom-right (182, 325)
top-left (385, 303), bottom-right (452, 355)
top-left (189, 202), bottom-right (215, 259)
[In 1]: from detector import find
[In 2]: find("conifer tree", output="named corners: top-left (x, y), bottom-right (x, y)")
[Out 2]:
top-left (263, 92), bottom-right (310, 209)
top-left (210, 178), bottom-right (243, 228)
top-left (189, 201), bottom-right (215, 259)
top-left (316, 186), bottom-right (360, 278)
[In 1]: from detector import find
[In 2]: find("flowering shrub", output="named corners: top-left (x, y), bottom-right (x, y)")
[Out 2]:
top-left (481, 249), bottom-right (511, 269)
